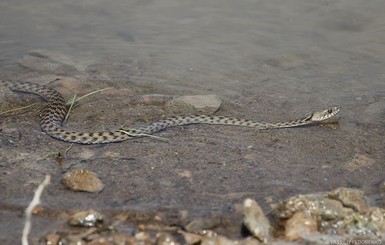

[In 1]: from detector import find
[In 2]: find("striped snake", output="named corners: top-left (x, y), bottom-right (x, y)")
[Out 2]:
top-left (1, 80), bottom-right (340, 144)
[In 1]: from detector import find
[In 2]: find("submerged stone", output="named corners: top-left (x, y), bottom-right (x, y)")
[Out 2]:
top-left (171, 94), bottom-right (222, 114)
top-left (62, 169), bottom-right (104, 193)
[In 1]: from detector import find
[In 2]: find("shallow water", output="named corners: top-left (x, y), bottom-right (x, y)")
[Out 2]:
top-left (1, 0), bottom-right (385, 243)
top-left (1, 1), bottom-right (385, 98)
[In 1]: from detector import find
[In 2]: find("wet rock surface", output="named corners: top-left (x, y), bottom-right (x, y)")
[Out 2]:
top-left (1, 49), bottom-right (385, 244)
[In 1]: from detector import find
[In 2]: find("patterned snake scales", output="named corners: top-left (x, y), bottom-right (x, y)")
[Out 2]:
top-left (1, 80), bottom-right (340, 144)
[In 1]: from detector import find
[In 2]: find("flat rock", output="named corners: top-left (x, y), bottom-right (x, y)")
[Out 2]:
top-left (171, 95), bottom-right (222, 114)
top-left (19, 49), bottom-right (94, 72)
top-left (343, 154), bottom-right (375, 172)
top-left (327, 187), bottom-right (368, 212)
top-left (19, 50), bottom-right (80, 75)
top-left (184, 215), bottom-right (222, 233)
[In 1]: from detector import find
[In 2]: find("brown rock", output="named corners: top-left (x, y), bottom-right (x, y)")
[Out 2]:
top-left (62, 169), bottom-right (104, 193)
top-left (180, 231), bottom-right (203, 245)
top-left (327, 187), bottom-right (368, 212)
top-left (285, 211), bottom-right (318, 241)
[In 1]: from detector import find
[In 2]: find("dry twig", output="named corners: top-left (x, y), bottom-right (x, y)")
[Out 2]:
top-left (22, 175), bottom-right (51, 245)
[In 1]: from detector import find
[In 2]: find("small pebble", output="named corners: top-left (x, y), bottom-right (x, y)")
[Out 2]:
top-left (44, 232), bottom-right (61, 245)
top-left (68, 209), bottom-right (104, 227)
top-left (62, 169), bottom-right (104, 193)
top-left (155, 232), bottom-right (178, 245)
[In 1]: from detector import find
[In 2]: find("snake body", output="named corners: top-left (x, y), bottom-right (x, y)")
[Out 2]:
top-left (1, 80), bottom-right (340, 144)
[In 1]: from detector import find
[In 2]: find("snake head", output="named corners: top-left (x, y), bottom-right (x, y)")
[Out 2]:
top-left (307, 107), bottom-right (340, 122)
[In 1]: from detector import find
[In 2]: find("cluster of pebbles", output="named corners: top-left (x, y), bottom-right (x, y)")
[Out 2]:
top-left (42, 187), bottom-right (385, 244)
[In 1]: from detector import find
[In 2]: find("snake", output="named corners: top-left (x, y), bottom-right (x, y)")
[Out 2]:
top-left (0, 80), bottom-right (340, 144)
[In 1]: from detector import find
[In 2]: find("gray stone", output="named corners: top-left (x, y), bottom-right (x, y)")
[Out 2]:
top-left (243, 198), bottom-right (271, 243)
top-left (173, 95), bottom-right (222, 114)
